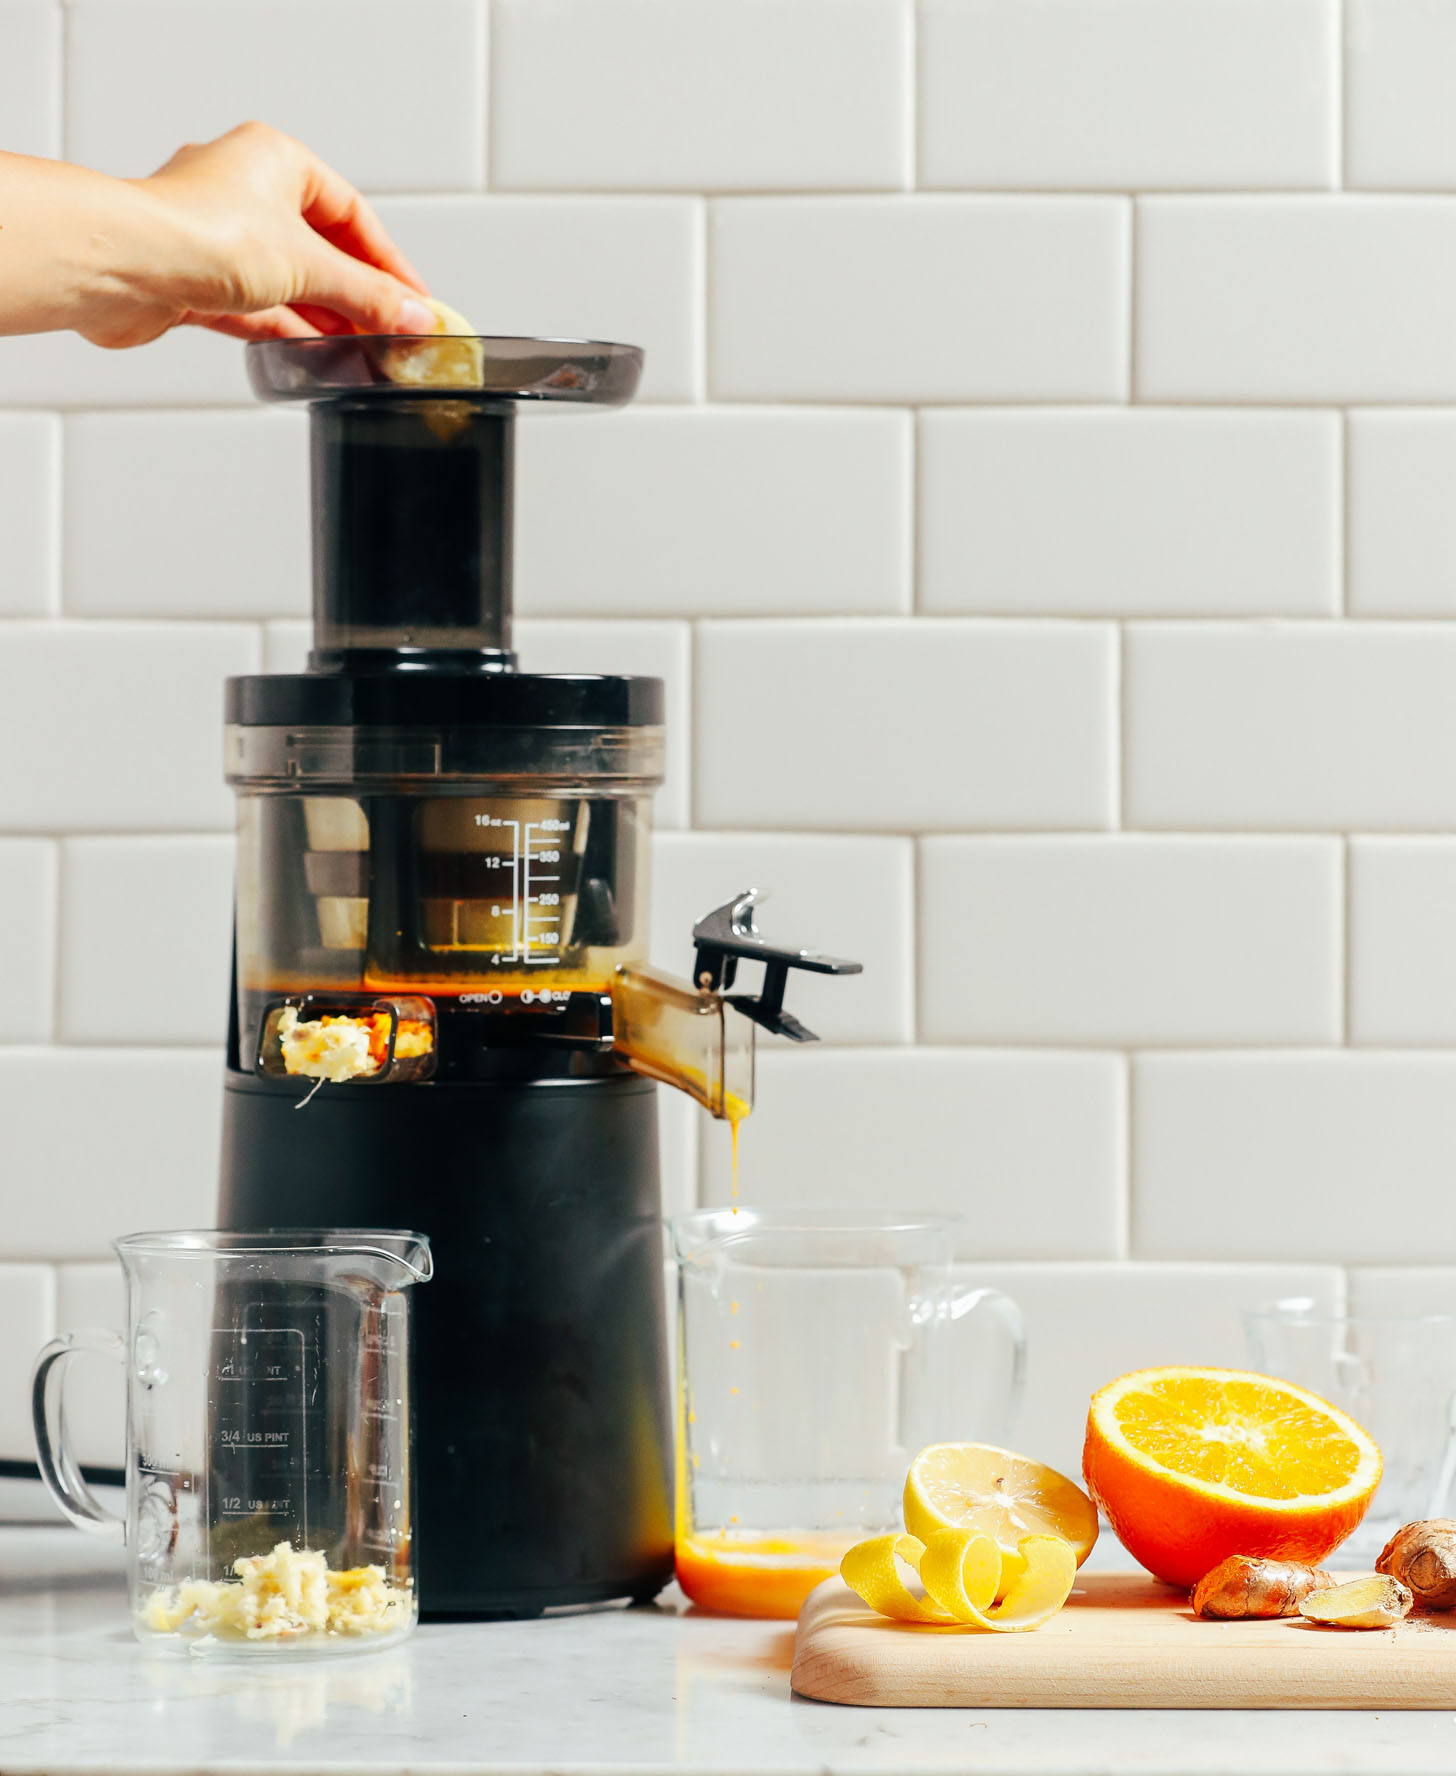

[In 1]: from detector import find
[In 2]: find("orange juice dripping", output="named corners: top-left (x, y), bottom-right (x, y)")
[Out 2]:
top-left (674, 1528), bottom-right (854, 1620)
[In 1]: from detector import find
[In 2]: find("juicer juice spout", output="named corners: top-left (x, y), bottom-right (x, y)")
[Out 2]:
top-left (612, 891), bottom-right (863, 1119)
top-left (611, 966), bottom-right (754, 1121)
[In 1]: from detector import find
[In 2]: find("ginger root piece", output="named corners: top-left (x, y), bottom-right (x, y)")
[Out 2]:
top-left (1377, 1519), bottom-right (1456, 1609)
top-left (1191, 1555), bottom-right (1333, 1619)
top-left (1299, 1574), bottom-right (1413, 1630)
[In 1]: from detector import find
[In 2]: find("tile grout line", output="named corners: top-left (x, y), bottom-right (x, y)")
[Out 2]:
top-left (1118, 1053), bottom-right (1134, 1262)
top-left (45, 410), bottom-right (62, 621)
top-left (683, 620), bottom-right (697, 832)
top-left (1340, 408), bottom-right (1351, 617)
top-left (1126, 196), bottom-right (1139, 405)
top-left (904, 0), bottom-right (918, 192)
top-left (696, 198), bottom-right (711, 404)
top-left (909, 836), bottom-right (922, 1045)
top-left (47, 836), bottom-right (64, 1050)
top-left (907, 407), bottom-right (920, 616)
top-left (1341, 833), bottom-right (1352, 1047)
top-left (55, 0), bottom-right (68, 166)
top-left (1114, 623), bottom-right (1127, 831)
top-left (480, 0), bottom-right (493, 191)
top-left (1338, 0), bottom-right (1349, 192)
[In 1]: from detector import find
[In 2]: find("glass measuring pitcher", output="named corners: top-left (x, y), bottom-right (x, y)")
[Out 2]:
top-left (32, 1229), bottom-right (431, 1654)
top-left (1245, 1300), bottom-right (1456, 1561)
top-left (669, 1209), bottom-right (1026, 1618)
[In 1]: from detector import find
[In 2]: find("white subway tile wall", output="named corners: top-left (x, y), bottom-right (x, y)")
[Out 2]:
top-left (6, 0), bottom-right (1456, 1475)
top-left (1348, 839), bottom-right (1456, 1045)
top-left (0, 3), bottom-right (60, 163)
top-left (66, 3), bottom-right (487, 190)
top-left (514, 407), bottom-right (912, 617)
top-left (918, 409), bottom-right (1341, 617)
top-left (1347, 411), bottom-right (1456, 614)
top-left (919, 837), bottom-right (1342, 1047)
top-left (0, 841), bottom-right (57, 1043)
top-left (59, 837), bottom-right (235, 1045)
top-left (710, 196), bottom-right (1130, 402)
top-left (0, 414), bottom-right (58, 616)
top-left (491, 0), bottom-right (911, 193)
top-left (918, 0), bottom-right (1338, 192)
top-left (696, 619), bottom-right (1117, 830)
top-left (64, 411), bottom-right (308, 618)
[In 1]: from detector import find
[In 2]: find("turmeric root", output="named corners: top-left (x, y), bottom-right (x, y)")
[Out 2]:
top-left (1376, 1520), bottom-right (1456, 1610)
top-left (1190, 1556), bottom-right (1333, 1619)
top-left (1299, 1574), bottom-right (1413, 1629)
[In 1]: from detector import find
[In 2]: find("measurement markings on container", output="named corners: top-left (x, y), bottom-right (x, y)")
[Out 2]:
top-left (206, 1325), bottom-right (308, 1547)
top-left (473, 812), bottom-right (569, 964)
top-left (522, 821), bottom-right (566, 962)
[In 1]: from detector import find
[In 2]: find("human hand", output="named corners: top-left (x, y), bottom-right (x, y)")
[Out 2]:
top-left (93, 122), bottom-right (435, 348)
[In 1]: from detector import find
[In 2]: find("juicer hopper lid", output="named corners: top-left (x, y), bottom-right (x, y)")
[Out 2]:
top-left (247, 335), bottom-right (643, 406)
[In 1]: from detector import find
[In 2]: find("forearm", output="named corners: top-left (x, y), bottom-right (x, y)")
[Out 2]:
top-left (0, 152), bottom-right (188, 345)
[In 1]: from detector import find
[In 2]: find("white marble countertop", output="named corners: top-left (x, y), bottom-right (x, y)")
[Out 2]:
top-left (4, 1527), bottom-right (1456, 1774)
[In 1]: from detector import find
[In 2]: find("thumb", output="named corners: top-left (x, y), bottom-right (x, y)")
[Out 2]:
top-left (297, 238), bottom-right (435, 336)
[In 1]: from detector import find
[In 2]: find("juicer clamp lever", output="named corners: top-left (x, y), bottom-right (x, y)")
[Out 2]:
top-left (691, 889), bottom-right (862, 1044)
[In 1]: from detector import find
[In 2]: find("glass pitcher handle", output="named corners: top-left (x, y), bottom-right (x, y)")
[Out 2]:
top-left (949, 1287), bottom-right (1027, 1448)
top-left (31, 1329), bottom-right (126, 1545)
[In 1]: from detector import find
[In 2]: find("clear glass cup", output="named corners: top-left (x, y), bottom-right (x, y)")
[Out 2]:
top-left (32, 1229), bottom-right (431, 1654)
top-left (1244, 1298), bottom-right (1456, 1561)
top-left (669, 1209), bottom-right (1026, 1618)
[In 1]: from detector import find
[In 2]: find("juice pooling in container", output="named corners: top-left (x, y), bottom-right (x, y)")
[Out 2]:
top-left (32, 1230), bottom-right (431, 1654)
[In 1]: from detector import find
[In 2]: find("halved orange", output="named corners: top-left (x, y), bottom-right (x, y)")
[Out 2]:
top-left (1083, 1366), bottom-right (1382, 1589)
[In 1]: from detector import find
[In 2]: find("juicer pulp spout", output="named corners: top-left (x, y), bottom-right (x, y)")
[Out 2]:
top-left (611, 965), bottom-right (754, 1121)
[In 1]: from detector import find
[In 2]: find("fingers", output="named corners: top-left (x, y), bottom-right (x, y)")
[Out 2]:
top-left (188, 306), bottom-right (321, 342)
top-left (295, 235), bottom-right (435, 335)
top-left (288, 303), bottom-right (358, 337)
top-left (295, 146), bottom-right (428, 294)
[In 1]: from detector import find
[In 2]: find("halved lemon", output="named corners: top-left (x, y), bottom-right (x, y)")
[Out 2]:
top-left (903, 1443), bottom-right (1099, 1569)
top-left (1083, 1366), bottom-right (1382, 1588)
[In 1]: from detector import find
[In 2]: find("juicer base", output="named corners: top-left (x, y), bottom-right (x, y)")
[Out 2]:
top-left (217, 1067), bottom-right (675, 1619)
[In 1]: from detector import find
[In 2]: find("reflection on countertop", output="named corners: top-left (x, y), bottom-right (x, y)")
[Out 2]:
top-left (1, 1527), bottom-right (1456, 1774)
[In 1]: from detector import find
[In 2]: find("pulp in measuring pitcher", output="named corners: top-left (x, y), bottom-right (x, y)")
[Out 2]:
top-left (139, 1541), bottom-right (413, 1646)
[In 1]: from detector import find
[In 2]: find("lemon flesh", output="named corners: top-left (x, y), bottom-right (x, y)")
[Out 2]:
top-left (385, 297), bottom-right (484, 389)
top-left (904, 1442), bottom-right (1099, 1567)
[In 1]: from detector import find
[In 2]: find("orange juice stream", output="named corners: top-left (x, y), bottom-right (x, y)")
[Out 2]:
top-left (674, 1108), bottom-right (852, 1618)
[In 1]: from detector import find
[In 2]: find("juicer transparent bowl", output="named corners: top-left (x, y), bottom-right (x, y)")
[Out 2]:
top-left (32, 1229), bottom-right (431, 1655)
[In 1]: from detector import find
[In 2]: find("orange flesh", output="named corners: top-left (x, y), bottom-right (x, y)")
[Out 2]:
top-left (674, 1529), bottom-right (854, 1619)
top-left (1111, 1375), bottom-right (1364, 1499)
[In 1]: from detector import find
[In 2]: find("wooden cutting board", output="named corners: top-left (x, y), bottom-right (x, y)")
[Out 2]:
top-left (791, 1572), bottom-right (1456, 1709)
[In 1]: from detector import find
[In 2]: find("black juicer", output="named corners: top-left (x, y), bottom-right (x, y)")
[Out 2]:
top-left (217, 334), bottom-right (859, 1617)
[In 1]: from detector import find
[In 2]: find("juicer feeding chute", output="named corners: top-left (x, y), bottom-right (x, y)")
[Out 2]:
top-left (217, 331), bottom-right (861, 1617)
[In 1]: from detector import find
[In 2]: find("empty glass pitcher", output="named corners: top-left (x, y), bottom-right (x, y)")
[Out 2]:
top-left (32, 1229), bottom-right (431, 1654)
top-left (669, 1209), bottom-right (1025, 1618)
